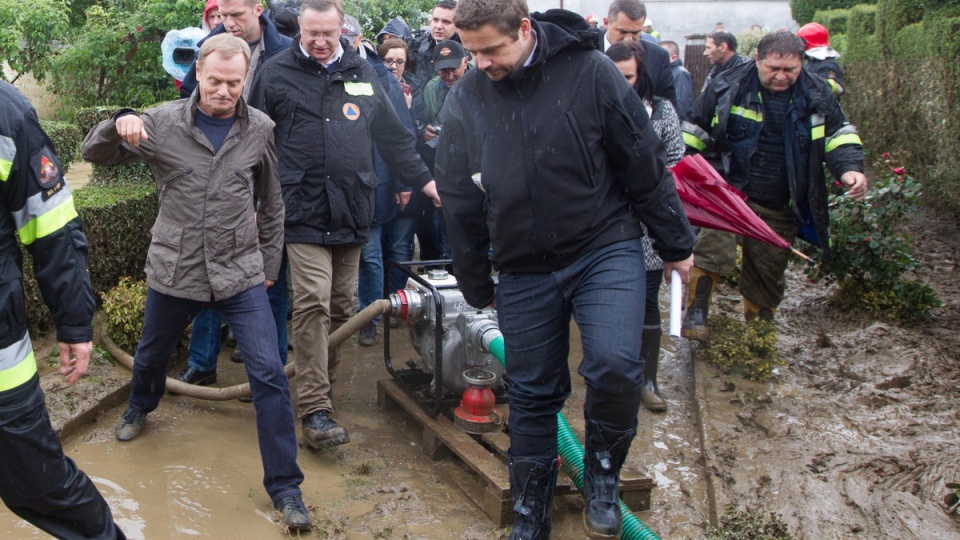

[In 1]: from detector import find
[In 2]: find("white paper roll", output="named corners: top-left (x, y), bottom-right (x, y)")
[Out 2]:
top-left (669, 269), bottom-right (682, 338)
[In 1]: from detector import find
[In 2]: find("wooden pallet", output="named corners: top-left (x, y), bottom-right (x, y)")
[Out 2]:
top-left (376, 378), bottom-right (654, 527)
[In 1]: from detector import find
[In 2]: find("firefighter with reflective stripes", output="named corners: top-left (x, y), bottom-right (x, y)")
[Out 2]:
top-left (680, 30), bottom-right (868, 340)
top-left (0, 81), bottom-right (125, 538)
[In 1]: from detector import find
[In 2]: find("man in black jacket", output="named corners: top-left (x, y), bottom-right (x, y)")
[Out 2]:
top-left (410, 0), bottom-right (461, 91)
top-left (438, 2), bottom-right (694, 538)
top-left (681, 30), bottom-right (867, 339)
top-left (0, 81), bottom-right (125, 539)
top-left (180, 0), bottom-right (293, 99)
top-left (249, 0), bottom-right (439, 451)
top-left (701, 30), bottom-right (751, 92)
top-left (599, 0), bottom-right (676, 108)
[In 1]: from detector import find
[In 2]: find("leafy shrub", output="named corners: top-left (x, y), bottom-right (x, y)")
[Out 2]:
top-left (706, 508), bottom-right (794, 540)
top-left (100, 277), bottom-right (147, 352)
top-left (791, 0), bottom-right (873, 26)
top-left (22, 183), bottom-right (157, 334)
top-left (876, 0), bottom-right (924, 53)
top-left (736, 28), bottom-right (764, 58)
top-left (805, 153), bottom-right (940, 320)
top-left (40, 121), bottom-right (83, 174)
top-left (813, 8), bottom-right (851, 34)
top-left (0, 0), bottom-right (69, 83)
top-left (696, 315), bottom-right (783, 381)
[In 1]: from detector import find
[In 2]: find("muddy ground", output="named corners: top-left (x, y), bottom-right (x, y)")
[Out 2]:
top-left (690, 205), bottom-right (960, 539)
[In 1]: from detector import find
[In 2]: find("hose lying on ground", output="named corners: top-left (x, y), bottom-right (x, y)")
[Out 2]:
top-left (102, 299), bottom-right (393, 401)
top-left (486, 333), bottom-right (661, 540)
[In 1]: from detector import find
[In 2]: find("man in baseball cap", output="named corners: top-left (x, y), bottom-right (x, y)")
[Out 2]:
top-left (432, 39), bottom-right (468, 87)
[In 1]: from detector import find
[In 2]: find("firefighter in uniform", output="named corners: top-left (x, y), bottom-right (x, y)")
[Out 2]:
top-left (0, 81), bottom-right (125, 539)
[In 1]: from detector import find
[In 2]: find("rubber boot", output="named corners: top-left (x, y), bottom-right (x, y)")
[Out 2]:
top-left (508, 455), bottom-right (560, 540)
top-left (681, 268), bottom-right (718, 342)
top-left (743, 297), bottom-right (776, 322)
top-left (583, 420), bottom-right (636, 538)
top-left (640, 328), bottom-right (667, 412)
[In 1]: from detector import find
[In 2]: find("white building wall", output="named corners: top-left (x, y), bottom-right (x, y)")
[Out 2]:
top-left (527, 0), bottom-right (796, 60)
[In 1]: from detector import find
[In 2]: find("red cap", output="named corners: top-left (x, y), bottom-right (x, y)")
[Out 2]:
top-left (585, 13), bottom-right (598, 23)
top-left (797, 23), bottom-right (830, 50)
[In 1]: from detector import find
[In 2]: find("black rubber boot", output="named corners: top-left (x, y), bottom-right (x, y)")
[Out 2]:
top-left (508, 455), bottom-right (560, 540)
top-left (583, 420), bottom-right (636, 538)
top-left (681, 268), bottom-right (718, 342)
top-left (640, 328), bottom-right (667, 412)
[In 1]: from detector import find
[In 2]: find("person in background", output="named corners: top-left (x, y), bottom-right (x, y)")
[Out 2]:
top-left (607, 40), bottom-right (684, 412)
top-left (411, 0), bottom-right (460, 91)
top-left (83, 34), bottom-right (312, 531)
top-left (660, 39), bottom-right (694, 119)
top-left (585, 13), bottom-right (600, 28)
top-left (0, 80), bottom-right (126, 540)
top-left (379, 38), bottom-right (426, 308)
top-left (797, 22), bottom-right (845, 98)
top-left (642, 17), bottom-right (660, 41)
top-left (438, 2), bottom-right (695, 537)
top-left (600, 0), bottom-right (677, 108)
top-left (714, 21), bottom-right (725, 32)
top-left (701, 30), bottom-right (751, 91)
top-left (202, 0), bottom-right (222, 32)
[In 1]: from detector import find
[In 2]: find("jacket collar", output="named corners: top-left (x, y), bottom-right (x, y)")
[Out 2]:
top-left (182, 90), bottom-right (249, 127)
top-left (290, 36), bottom-right (363, 74)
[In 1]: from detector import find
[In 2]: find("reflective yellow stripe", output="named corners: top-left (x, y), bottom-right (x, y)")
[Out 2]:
top-left (683, 132), bottom-right (707, 151)
top-left (825, 133), bottom-right (863, 153)
top-left (710, 115), bottom-right (719, 127)
top-left (812, 125), bottom-right (825, 140)
top-left (0, 351), bottom-right (37, 392)
top-left (730, 105), bottom-right (763, 122)
top-left (0, 135), bottom-right (14, 181)
top-left (17, 195), bottom-right (79, 246)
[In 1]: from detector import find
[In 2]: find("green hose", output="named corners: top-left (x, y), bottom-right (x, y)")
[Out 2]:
top-left (486, 334), bottom-right (661, 540)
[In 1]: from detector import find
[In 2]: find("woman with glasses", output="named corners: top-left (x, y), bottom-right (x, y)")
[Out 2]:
top-left (378, 38), bottom-right (419, 109)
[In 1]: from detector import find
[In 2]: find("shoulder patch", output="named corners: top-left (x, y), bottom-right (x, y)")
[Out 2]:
top-left (31, 146), bottom-right (65, 199)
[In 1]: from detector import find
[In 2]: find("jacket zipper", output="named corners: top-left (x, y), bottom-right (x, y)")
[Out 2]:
top-left (159, 168), bottom-right (193, 202)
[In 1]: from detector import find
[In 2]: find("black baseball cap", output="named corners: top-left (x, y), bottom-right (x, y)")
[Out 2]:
top-left (433, 40), bottom-right (467, 71)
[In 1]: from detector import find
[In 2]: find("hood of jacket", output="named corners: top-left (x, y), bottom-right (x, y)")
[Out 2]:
top-left (378, 17), bottom-right (412, 42)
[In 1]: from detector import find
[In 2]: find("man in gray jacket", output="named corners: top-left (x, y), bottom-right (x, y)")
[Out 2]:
top-left (81, 34), bottom-right (312, 532)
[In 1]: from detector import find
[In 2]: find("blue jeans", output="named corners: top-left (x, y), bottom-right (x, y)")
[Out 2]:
top-left (187, 252), bottom-right (289, 371)
top-left (495, 240), bottom-right (647, 461)
top-left (383, 215), bottom-right (417, 293)
top-left (128, 286), bottom-right (303, 503)
top-left (358, 224), bottom-right (383, 325)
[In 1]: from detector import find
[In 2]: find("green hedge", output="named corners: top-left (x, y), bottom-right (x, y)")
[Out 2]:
top-left (893, 23), bottom-right (927, 58)
top-left (74, 106), bottom-right (153, 186)
top-left (875, 0), bottom-right (924, 55)
top-left (23, 183), bottom-right (157, 334)
top-left (791, 0), bottom-right (874, 26)
top-left (842, 5), bottom-right (880, 61)
top-left (812, 8), bottom-right (850, 34)
top-left (40, 121), bottom-right (82, 174)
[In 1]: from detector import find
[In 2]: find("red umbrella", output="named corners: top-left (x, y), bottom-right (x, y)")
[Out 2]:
top-left (670, 155), bottom-right (815, 265)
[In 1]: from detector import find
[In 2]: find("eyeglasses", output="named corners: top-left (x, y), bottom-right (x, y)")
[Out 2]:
top-left (302, 29), bottom-right (342, 42)
top-left (384, 59), bottom-right (406, 67)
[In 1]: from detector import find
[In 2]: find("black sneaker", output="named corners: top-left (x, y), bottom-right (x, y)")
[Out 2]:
top-left (175, 367), bottom-right (217, 386)
top-left (274, 494), bottom-right (312, 531)
top-left (115, 408), bottom-right (146, 442)
top-left (358, 323), bottom-right (377, 347)
top-left (301, 411), bottom-right (350, 449)
top-left (230, 350), bottom-right (243, 363)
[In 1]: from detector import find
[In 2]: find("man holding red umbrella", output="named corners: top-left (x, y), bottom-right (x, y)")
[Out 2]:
top-left (681, 30), bottom-right (868, 339)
